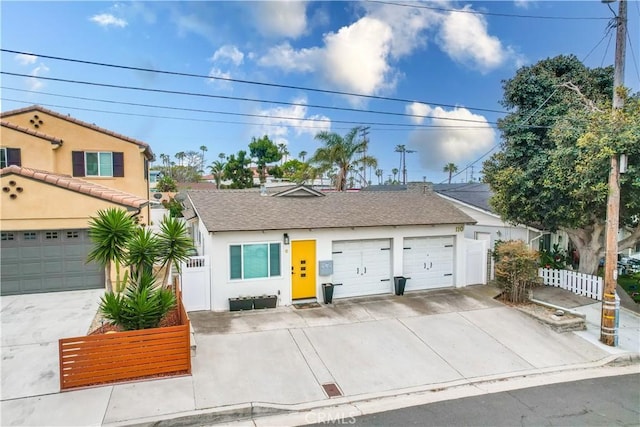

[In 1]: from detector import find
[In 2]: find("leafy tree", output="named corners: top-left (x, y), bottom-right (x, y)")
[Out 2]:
top-left (162, 197), bottom-right (183, 218)
top-left (87, 208), bottom-right (136, 292)
top-left (443, 163), bottom-right (458, 184)
top-left (483, 55), bottom-right (639, 274)
top-left (310, 126), bottom-right (377, 191)
top-left (156, 175), bottom-right (177, 192)
top-left (208, 160), bottom-right (226, 188)
top-left (249, 135), bottom-right (281, 183)
top-left (224, 150), bottom-right (253, 188)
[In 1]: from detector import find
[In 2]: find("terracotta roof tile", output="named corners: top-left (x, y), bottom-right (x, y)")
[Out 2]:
top-left (187, 186), bottom-right (476, 233)
top-left (1, 105), bottom-right (154, 160)
top-left (1, 121), bottom-right (64, 145)
top-left (1, 165), bottom-right (148, 209)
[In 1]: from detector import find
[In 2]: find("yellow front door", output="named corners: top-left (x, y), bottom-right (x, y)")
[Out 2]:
top-left (291, 240), bottom-right (316, 300)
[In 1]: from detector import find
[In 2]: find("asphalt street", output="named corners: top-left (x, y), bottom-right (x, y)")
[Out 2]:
top-left (322, 373), bottom-right (640, 426)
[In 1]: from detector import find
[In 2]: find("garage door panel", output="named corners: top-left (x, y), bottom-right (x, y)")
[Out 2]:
top-left (1, 229), bottom-right (103, 295)
top-left (332, 239), bottom-right (391, 299)
top-left (403, 236), bottom-right (455, 291)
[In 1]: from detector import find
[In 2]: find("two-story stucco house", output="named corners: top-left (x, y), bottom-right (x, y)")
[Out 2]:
top-left (0, 105), bottom-right (154, 295)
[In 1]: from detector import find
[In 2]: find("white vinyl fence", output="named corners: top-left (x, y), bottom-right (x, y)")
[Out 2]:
top-left (180, 256), bottom-right (210, 311)
top-left (538, 268), bottom-right (603, 301)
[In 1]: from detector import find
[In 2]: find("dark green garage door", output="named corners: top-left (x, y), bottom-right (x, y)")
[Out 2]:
top-left (1, 229), bottom-right (104, 295)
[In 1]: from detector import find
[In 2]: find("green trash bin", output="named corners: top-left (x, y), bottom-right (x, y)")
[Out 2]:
top-left (394, 276), bottom-right (407, 296)
top-left (322, 283), bottom-right (334, 304)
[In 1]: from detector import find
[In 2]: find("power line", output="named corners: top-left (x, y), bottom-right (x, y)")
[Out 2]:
top-left (1, 71), bottom-right (500, 126)
top-left (0, 48), bottom-right (507, 115)
top-left (366, 0), bottom-right (611, 20)
top-left (0, 97), bottom-right (504, 133)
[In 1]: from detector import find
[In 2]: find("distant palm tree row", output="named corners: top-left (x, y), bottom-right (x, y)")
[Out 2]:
top-left (154, 127), bottom-right (462, 191)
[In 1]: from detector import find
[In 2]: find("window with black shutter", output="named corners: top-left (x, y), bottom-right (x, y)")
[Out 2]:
top-left (113, 152), bottom-right (124, 177)
top-left (72, 151), bottom-right (85, 176)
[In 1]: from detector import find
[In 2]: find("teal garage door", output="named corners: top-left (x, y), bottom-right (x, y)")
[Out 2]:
top-left (1, 229), bottom-right (104, 295)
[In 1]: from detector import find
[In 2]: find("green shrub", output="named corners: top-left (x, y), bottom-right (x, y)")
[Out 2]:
top-left (495, 240), bottom-right (540, 303)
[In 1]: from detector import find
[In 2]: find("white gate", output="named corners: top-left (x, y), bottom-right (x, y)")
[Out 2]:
top-left (180, 256), bottom-right (211, 311)
top-left (465, 238), bottom-right (488, 285)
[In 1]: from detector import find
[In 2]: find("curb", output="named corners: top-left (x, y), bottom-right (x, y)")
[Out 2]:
top-left (108, 354), bottom-right (640, 427)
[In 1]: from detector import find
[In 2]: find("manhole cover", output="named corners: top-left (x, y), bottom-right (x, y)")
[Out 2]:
top-left (322, 383), bottom-right (342, 397)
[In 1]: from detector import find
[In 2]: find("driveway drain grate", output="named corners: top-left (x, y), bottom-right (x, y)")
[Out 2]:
top-left (322, 383), bottom-right (342, 397)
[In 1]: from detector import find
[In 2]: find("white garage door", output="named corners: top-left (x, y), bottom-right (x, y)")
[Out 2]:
top-left (332, 239), bottom-right (391, 298)
top-left (403, 236), bottom-right (455, 291)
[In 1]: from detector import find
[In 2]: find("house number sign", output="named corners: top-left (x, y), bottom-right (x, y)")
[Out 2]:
top-left (455, 225), bottom-right (464, 232)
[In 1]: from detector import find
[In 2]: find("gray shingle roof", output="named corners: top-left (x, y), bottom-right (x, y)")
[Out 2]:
top-left (432, 183), bottom-right (494, 213)
top-left (188, 187), bottom-right (476, 232)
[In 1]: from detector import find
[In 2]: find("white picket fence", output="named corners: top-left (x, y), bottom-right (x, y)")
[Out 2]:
top-left (538, 268), bottom-right (603, 301)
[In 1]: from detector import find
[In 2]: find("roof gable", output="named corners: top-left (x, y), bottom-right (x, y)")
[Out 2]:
top-left (1, 105), bottom-right (154, 160)
top-left (273, 185), bottom-right (325, 198)
top-left (1, 165), bottom-right (148, 209)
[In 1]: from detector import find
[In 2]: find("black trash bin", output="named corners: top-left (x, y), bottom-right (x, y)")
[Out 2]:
top-left (394, 276), bottom-right (407, 296)
top-left (322, 283), bottom-right (334, 304)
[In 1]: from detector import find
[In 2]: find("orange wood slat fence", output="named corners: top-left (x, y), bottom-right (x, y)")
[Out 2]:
top-left (59, 297), bottom-right (191, 390)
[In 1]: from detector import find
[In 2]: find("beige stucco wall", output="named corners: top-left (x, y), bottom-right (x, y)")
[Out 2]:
top-left (0, 174), bottom-right (140, 231)
top-left (0, 128), bottom-right (57, 171)
top-left (2, 110), bottom-right (151, 224)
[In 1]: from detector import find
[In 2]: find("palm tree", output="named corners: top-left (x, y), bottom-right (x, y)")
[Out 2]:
top-left (199, 145), bottom-right (208, 174)
top-left (208, 160), bottom-right (226, 188)
top-left (443, 163), bottom-right (458, 184)
top-left (175, 152), bottom-right (186, 167)
top-left (310, 126), bottom-right (376, 191)
top-left (157, 215), bottom-right (194, 287)
top-left (375, 169), bottom-right (383, 185)
top-left (298, 150), bottom-right (308, 162)
top-left (87, 208), bottom-right (136, 292)
top-left (277, 143), bottom-right (289, 165)
top-left (392, 168), bottom-right (399, 183)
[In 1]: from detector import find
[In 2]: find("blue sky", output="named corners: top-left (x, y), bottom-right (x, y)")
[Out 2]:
top-left (2, 1), bottom-right (639, 184)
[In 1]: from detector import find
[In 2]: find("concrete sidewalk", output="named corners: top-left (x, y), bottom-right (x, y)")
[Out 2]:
top-left (1, 286), bottom-right (639, 427)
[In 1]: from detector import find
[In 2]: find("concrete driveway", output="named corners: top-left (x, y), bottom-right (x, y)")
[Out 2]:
top-left (1, 285), bottom-right (636, 426)
top-left (1, 289), bottom-right (104, 400)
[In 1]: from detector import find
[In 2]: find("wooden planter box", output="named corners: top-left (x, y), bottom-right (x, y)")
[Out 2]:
top-left (253, 295), bottom-right (277, 309)
top-left (59, 299), bottom-right (191, 391)
top-left (229, 297), bottom-right (253, 311)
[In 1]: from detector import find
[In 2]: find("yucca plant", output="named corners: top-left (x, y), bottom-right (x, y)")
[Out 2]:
top-left (100, 271), bottom-right (176, 331)
top-left (157, 215), bottom-right (194, 287)
top-left (87, 208), bottom-right (136, 292)
top-left (126, 226), bottom-right (161, 284)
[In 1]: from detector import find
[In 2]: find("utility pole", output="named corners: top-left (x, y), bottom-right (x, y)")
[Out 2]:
top-left (601, 0), bottom-right (626, 347)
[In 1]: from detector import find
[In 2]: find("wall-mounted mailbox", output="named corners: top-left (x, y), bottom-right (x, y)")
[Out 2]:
top-left (318, 260), bottom-right (333, 276)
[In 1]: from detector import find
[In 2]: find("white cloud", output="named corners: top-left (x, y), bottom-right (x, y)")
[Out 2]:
top-left (211, 45), bottom-right (245, 66)
top-left (90, 13), bottom-right (128, 28)
top-left (514, 0), bottom-right (533, 9)
top-left (407, 103), bottom-right (496, 170)
top-left (174, 13), bottom-right (215, 41)
top-left (322, 17), bottom-right (395, 95)
top-left (15, 54), bottom-right (37, 66)
top-left (252, 1), bottom-right (308, 39)
top-left (207, 68), bottom-right (233, 90)
top-left (251, 97), bottom-right (331, 147)
top-left (258, 42), bottom-right (318, 73)
top-left (406, 102), bottom-right (432, 125)
top-left (437, 6), bottom-right (510, 73)
top-left (26, 63), bottom-right (50, 91)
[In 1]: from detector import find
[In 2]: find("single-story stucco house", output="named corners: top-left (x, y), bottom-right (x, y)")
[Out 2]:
top-left (181, 185), bottom-right (487, 312)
